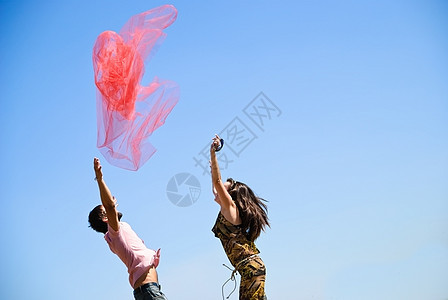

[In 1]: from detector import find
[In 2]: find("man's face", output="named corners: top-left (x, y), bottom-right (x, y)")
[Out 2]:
top-left (99, 205), bottom-right (123, 222)
top-left (99, 205), bottom-right (107, 222)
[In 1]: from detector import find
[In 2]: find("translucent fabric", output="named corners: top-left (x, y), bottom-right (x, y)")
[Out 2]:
top-left (93, 5), bottom-right (179, 170)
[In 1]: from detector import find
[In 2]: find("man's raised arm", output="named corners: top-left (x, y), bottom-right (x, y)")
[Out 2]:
top-left (94, 157), bottom-right (120, 231)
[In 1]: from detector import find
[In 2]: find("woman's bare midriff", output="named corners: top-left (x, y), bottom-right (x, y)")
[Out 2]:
top-left (133, 267), bottom-right (158, 289)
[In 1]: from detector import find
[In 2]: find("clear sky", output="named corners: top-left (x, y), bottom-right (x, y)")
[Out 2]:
top-left (1, 1), bottom-right (447, 299)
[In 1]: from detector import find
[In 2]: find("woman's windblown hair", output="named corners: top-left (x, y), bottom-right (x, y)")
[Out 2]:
top-left (227, 178), bottom-right (270, 241)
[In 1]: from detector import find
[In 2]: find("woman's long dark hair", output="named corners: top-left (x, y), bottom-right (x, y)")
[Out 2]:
top-left (227, 178), bottom-right (270, 241)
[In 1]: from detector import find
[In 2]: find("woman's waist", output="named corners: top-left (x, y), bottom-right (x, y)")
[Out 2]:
top-left (226, 248), bottom-right (261, 268)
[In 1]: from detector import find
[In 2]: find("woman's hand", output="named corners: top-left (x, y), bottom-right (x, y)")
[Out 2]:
top-left (210, 134), bottom-right (222, 153)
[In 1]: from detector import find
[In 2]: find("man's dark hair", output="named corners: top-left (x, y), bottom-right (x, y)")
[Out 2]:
top-left (88, 205), bottom-right (123, 234)
top-left (88, 205), bottom-right (108, 234)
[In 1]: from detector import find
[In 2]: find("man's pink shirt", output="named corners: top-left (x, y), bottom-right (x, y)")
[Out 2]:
top-left (105, 222), bottom-right (160, 287)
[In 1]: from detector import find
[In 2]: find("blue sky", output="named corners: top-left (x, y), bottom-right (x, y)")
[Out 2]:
top-left (1, 1), bottom-right (447, 299)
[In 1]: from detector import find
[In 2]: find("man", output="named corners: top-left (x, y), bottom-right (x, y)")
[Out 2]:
top-left (88, 157), bottom-right (167, 300)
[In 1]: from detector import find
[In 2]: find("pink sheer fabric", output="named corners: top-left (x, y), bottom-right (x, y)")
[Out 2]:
top-left (93, 5), bottom-right (179, 170)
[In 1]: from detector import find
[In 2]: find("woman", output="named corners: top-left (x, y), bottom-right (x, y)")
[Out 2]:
top-left (210, 135), bottom-right (270, 300)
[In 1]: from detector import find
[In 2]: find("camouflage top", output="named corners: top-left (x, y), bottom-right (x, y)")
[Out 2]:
top-left (212, 212), bottom-right (260, 269)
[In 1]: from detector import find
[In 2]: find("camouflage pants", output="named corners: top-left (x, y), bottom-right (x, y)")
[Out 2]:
top-left (238, 256), bottom-right (267, 300)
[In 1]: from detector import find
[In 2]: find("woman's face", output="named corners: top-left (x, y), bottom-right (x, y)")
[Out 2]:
top-left (213, 181), bottom-right (232, 202)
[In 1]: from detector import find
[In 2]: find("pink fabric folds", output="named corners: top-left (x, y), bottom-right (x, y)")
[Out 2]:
top-left (93, 5), bottom-right (179, 170)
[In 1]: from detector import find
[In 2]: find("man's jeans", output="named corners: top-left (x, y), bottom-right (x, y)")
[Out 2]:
top-left (133, 282), bottom-right (168, 300)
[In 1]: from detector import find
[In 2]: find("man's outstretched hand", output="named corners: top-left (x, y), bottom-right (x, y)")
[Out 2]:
top-left (94, 157), bottom-right (103, 181)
